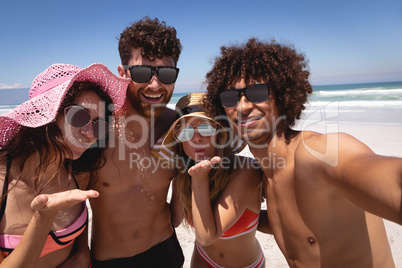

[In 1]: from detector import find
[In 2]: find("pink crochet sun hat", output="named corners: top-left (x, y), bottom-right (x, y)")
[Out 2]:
top-left (0, 63), bottom-right (130, 146)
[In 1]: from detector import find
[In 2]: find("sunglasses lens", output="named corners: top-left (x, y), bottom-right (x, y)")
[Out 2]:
top-left (65, 106), bottom-right (91, 128)
top-left (197, 124), bottom-right (216, 137)
top-left (175, 123), bottom-right (217, 142)
top-left (220, 84), bottom-right (269, 107)
top-left (158, 68), bottom-right (179, 84)
top-left (92, 120), bottom-right (109, 139)
top-left (220, 90), bottom-right (240, 108)
top-left (130, 66), bottom-right (153, 83)
top-left (175, 126), bottom-right (194, 142)
top-left (246, 84), bottom-right (269, 103)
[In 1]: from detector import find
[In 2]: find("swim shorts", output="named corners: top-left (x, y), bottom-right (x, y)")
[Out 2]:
top-left (91, 230), bottom-right (184, 268)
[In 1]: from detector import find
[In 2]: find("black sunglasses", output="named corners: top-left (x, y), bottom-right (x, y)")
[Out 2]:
top-left (64, 105), bottom-right (109, 139)
top-left (123, 65), bottom-right (179, 84)
top-left (219, 83), bottom-right (269, 108)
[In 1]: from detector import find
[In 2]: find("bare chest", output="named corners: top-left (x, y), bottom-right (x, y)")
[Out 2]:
top-left (263, 166), bottom-right (321, 263)
top-left (96, 147), bottom-right (173, 182)
top-left (91, 145), bottom-right (175, 208)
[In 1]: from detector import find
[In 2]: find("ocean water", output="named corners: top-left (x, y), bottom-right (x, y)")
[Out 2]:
top-left (170, 82), bottom-right (402, 127)
top-left (1, 81), bottom-right (402, 126)
top-left (303, 81), bottom-right (402, 127)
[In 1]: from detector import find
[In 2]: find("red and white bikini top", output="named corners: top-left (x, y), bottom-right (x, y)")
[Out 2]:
top-left (189, 208), bottom-right (259, 239)
top-left (219, 209), bottom-right (259, 239)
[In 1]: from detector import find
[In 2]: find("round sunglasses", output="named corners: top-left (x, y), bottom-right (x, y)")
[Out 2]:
top-left (174, 123), bottom-right (217, 142)
top-left (64, 105), bottom-right (109, 139)
top-left (219, 83), bottom-right (269, 108)
top-left (123, 65), bottom-right (179, 84)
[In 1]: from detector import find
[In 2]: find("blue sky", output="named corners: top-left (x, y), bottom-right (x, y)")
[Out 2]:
top-left (1, 0), bottom-right (401, 93)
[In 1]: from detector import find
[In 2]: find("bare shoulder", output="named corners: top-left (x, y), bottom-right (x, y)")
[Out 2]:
top-left (296, 131), bottom-right (373, 159)
top-left (230, 155), bottom-right (262, 186)
top-left (295, 131), bottom-right (375, 175)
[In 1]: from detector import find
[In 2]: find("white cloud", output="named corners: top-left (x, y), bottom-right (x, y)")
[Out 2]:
top-left (0, 83), bottom-right (27, 90)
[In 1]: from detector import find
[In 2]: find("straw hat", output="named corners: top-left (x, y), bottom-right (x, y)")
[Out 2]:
top-left (152, 92), bottom-right (245, 163)
top-left (0, 63), bottom-right (130, 146)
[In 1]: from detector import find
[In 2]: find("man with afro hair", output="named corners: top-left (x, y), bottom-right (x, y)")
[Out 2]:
top-left (204, 38), bottom-right (402, 268)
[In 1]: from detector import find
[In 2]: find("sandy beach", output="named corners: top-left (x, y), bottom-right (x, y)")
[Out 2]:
top-left (172, 119), bottom-right (402, 268)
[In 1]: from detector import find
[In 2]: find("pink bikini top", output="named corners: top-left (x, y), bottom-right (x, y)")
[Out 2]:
top-left (0, 161), bottom-right (88, 258)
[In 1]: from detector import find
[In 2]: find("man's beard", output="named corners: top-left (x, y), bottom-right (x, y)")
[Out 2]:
top-left (135, 101), bottom-right (166, 118)
top-left (127, 87), bottom-right (172, 119)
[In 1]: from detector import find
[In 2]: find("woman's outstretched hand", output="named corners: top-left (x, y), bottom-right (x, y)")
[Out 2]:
top-left (188, 156), bottom-right (221, 178)
top-left (30, 189), bottom-right (99, 213)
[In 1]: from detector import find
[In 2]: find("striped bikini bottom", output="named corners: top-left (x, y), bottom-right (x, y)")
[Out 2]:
top-left (196, 242), bottom-right (265, 268)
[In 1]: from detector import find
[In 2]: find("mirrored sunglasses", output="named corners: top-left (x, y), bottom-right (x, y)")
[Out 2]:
top-left (123, 65), bottom-right (179, 84)
top-left (219, 83), bottom-right (269, 108)
top-left (174, 123), bottom-right (217, 142)
top-left (64, 105), bottom-right (109, 139)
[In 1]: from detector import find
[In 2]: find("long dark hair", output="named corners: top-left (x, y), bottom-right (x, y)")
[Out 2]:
top-left (0, 81), bottom-right (113, 193)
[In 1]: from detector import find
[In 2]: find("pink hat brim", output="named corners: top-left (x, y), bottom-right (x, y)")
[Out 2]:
top-left (0, 63), bottom-right (130, 146)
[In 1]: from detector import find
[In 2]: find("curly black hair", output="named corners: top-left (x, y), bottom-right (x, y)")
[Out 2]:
top-left (204, 38), bottom-right (313, 127)
top-left (118, 17), bottom-right (182, 65)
